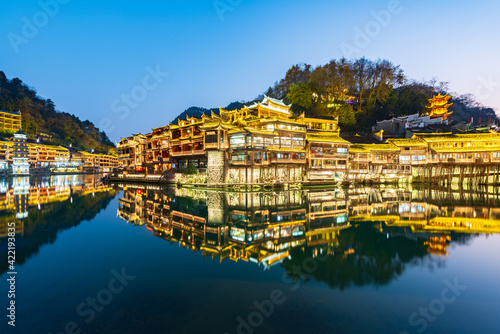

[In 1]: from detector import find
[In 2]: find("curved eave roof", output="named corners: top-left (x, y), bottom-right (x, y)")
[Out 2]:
top-left (386, 139), bottom-right (428, 147)
top-left (431, 146), bottom-right (500, 153)
top-left (306, 134), bottom-right (350, 144)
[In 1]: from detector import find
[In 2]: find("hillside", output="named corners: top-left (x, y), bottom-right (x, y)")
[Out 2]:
top-left (265, 59), bottom-right (498, 132)
top-left (0, 71), bottom-right (114, 152)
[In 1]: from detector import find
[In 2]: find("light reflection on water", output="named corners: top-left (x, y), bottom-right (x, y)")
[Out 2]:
top-left (1, 178), bottom-right (500, 334)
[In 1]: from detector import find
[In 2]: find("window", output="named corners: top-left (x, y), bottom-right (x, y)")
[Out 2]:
top-left (280, 137), bottom-right (291, 148)
top-left (231, 153), bottom-right (245, 161)
top-left (292, 153), bottom-right (304, 159)
top-left (205, 134), bottom-right (218, 144)
top-left (253, 137), bottom-right (264, 146)
top-left (255, 152), bottom-right (266, 161)
top-left (337, 147), bottom-right (347, 155)
top-left (229, 135), bottom-right (245, 147)
top-left (293, 137), bottom-right (304, 147)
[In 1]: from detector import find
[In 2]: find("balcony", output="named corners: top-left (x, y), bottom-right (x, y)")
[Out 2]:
top-left (351, 157), bottom-right (370, 163)
top-left (205, 143), bottom-right (219, 149)
top-left (371, 159), bottom-right (398, 165)
top-left (349, 169), bottom-right (369, 174)
top-left (311, 164), bottom-right (346, 170)
top-left (230, 160), bottom-right (247, 166)
top-left (270, 157), bottom-right (306, 164)
top-left (170, 149), bottom-right (205, 157)
top-left (253, 159), bottom-right (270, 165)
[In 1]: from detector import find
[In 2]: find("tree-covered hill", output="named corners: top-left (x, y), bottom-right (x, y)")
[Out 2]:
top-left (265, 58), bottom-right (498, 132)
top-left (0, 71), bottom-right (114, 152)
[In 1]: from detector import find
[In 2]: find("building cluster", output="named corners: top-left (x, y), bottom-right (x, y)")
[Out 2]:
top-left (118, 96), bottom-right (500, 184)
top-left (116, 185), bottom-right (500, 266)
top-left (373, 93), bottom-right (498, 138)
top-left (0, 130), bottom-right (119, 175)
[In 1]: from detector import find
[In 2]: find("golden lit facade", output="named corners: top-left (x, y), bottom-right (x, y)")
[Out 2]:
top-left (116, 96), bottom-right (500, 184)
top-left (0, 110), bottom-right (22, 132)
top-left (427, 93), bottom-right (453, 120)
top-left (0, 139), bottom-right (119, 173)
top-left (169, 117), bottom-right (206, 169)
top-left (117, 134), bottom-right (147, 170)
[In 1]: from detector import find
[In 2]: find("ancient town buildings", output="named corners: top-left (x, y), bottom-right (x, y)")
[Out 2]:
top-left (117, 96), bottom-right (500, 184)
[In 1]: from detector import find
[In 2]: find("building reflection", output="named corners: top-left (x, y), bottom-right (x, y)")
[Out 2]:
top-left (0, 175), bottom-right (117, 275)
top-left (0, 174), bottom-right (114, 238)
top-left (116, 184), bottom-right (500, 270)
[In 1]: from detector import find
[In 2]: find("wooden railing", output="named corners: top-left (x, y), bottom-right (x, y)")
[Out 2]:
top-left (170, 150), bottom-right (205, 157)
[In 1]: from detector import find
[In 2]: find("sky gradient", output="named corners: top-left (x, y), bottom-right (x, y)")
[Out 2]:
top-left (1, 0), bottom-right (499, 142)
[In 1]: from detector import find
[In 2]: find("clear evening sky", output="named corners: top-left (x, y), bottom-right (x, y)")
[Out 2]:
top-left (1, 0), bottom-right (499, 142)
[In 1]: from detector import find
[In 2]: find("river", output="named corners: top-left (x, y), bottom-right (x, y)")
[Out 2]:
top-left (1, 175), bottom-right (499, 334)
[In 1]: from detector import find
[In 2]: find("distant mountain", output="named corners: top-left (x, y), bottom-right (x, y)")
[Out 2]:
top-left (172, 107), bottom-right (217, 124)
top-left (172, 101), bottom-right (247, 124)
top-left (0, 71), bottom-right (114, 152)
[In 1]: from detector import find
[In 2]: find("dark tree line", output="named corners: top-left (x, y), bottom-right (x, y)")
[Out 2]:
top-left (0, 71), bottom-right (114, 152)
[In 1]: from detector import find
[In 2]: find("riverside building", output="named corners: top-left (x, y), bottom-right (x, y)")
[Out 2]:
top-left (117, 96), bottom-right (500, 185)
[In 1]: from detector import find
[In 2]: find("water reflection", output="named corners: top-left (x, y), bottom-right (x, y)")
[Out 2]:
top-left (116, 184), bottom-right (500, 287)
top-left (0, 174), bottom-right (118, 274)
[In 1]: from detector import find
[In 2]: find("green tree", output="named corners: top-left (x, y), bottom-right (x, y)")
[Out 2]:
top-left (331, 102), bottom-right (356, 128)
top-left (287, 83), bottom-right (313, 116)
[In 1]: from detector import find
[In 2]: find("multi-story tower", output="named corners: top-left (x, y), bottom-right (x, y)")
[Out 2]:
top-left (12, 130), bottom-right (30, 175)
top-left (427, 93), bottom-right (453, 121)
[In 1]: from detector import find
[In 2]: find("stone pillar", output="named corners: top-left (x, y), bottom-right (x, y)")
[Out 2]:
top-left (207, 151), bottom-right (226, 184)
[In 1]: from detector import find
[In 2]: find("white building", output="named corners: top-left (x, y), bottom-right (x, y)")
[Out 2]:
top-left (12, 130), bottom-right (30, 175)
top-left (373, 113), bottom-right (447, 136)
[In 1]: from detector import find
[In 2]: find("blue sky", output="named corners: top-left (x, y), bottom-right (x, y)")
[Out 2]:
top-left (1, 0), bottom-right (499, 142)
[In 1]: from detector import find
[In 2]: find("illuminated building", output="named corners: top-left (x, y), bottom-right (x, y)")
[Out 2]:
top-left (427, 93), bottom-right (453, 120)
top-left (12, 130), bottom-right (30, 175)
top-left (0, 110), bottom-right (22, 132)
top-left (117, 134), bottom-right (147, 170)
top-left (0, 132), bottom-right (119, 174)
top-left (116, 96), bottom-right (500, 185)
top-left (170, 116), bottom-right (206, 169)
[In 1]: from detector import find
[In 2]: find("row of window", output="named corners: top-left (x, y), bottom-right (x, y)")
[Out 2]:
top-left (400, 155), bottom-right (426, 161)
top-left (436, 153), bottom-right (490, 159)
top-left (231, 152), bottom-right (306, 161)
top-left (311, 147), bottom-right (347, 155)
top-left (229, 135), bottom-right (305, 148)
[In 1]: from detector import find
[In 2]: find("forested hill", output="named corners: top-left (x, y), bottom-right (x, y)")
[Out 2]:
top-left (264, 59), bottom-right (498, 132)
top-left (0, 71), bottom-right (114, 152)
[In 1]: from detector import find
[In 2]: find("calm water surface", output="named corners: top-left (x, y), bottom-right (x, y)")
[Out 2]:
top-left (1, 176), bottom-right (500, 334)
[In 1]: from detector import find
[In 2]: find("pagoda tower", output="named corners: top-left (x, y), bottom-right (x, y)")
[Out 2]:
top-left (427, 93), bottom-right (453, 120)
top-left (12, 130), bottom-right (30, 175)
